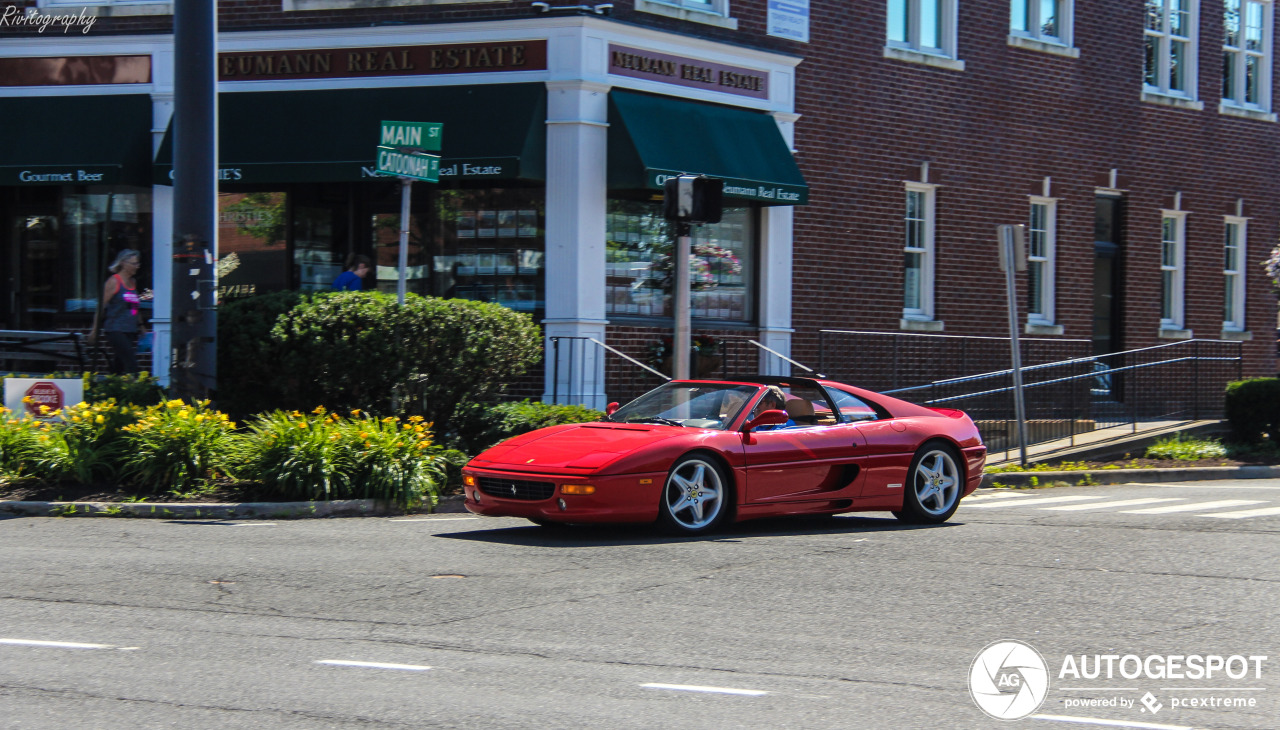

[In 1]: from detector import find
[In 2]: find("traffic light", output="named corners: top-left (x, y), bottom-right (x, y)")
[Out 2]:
top-left (662, 175), bottom-right (723, 224)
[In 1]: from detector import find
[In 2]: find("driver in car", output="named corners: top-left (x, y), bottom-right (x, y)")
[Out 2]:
top-left (752, 386), bottom-right (796, 431)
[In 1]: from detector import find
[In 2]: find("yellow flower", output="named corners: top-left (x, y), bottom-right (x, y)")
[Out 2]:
top-left (382, 417), bottom-right (396, 424)
top-left (95, 415), bottom-right (105, 424)
top-left (312, 406), bottom-right (326, 415)
top-left (178, 410), bottom-right (189, 419)
top-left (167, 399), bottom-right (184, 408)
top-left (350, 409), bottom-right (362, 417)
top-left (408, 415), bottom-right (424, 423)
top-left (297, 422), bottom-right (308, 429)
top-left (195, 414), bottom-right (205, 422)
top-left (21, 396), bottom-right (33, 404)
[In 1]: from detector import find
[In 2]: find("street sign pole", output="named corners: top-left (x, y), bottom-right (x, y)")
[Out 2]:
top-left (375, 121), bottom-right (442, 305)
top-left (397, 177), bottom-right (412, 305)
top-left (998, 224), bottom-right (1029, 467)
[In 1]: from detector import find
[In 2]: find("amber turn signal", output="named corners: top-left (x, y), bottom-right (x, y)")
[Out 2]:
top-left (560, 484), bottom-right (596, 495)
top-left (463, 475), bottom-right (477, 487)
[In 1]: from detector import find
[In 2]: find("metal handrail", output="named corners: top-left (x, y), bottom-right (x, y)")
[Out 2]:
top-left (747, 339), bottom-right (822, 376)
top-left (819, 328), bottom-right (1090, 345)
top-left (587, 337), bottom-right (670, 381)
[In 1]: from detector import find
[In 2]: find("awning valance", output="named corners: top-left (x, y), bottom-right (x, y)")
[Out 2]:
top-left (0, 94), bottom-right (153, 186)
top-left (607, 90), bottom-right (808, 205)
top-left (154, 83), bottom-right (546, 185)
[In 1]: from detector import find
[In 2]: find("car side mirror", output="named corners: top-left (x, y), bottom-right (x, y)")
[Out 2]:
top-left (744, 409), bottom-right (788, 432)
top-left (605, 402), bottom-right (619, 416)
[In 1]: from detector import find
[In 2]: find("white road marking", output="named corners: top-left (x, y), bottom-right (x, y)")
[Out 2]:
top-left (965, 492), bottom-right (1032, 502)
top-left (0, 638), bottom-right (114, 649)
top-left (1121, 483), bottom-right (1280, 490)
top-left (1122, 499), bottom-right (1267, 514)
top-left (1039, 498), bottom-right (1183, 511)
top-left (232, 523), bottom-right (276, 526)
top-left (965, 495), bottom-right (1104, 509)
top-left (1198, 505), bottom-right (1280, 519)
top-left (640, 683), bottom-right (767, 696)
top-left (315, 660), bottom-right (432, 671)
top-left (1032, 714), bottom-right (1192, 730)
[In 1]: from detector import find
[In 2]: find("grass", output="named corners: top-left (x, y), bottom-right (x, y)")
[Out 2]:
top-left (1144, 433), bottom-right (1229, 460)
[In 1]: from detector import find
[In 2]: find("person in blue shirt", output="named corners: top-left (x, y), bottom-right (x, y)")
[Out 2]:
top-left (332, 254), bottom-right (372, 291)
top-left (752, 386), bottom-right (796, 431)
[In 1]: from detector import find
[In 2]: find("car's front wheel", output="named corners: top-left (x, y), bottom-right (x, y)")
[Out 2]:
top-left (657, 455), bottom-right (730, 535)
top-left (895, 441), bottom-right (963, 524)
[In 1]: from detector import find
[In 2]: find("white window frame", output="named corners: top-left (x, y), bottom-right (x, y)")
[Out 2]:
top-left (1010, 0), bottom-right (1075, 48)
top-left (636, 0), bottom-right (738, 29)
top-left (35, 0), bottom-right (172, 16)
top-left (902, 182), bottom-right (937, 323)
top-left (886, 0), bottom-right (962, 68)
top-left (1160, 211), bottom-right (1188, 330)
top-left (1222, 216), bottom-right (1248, 331)
top-left (1145, 0), bottom-right (1200, 100)
top-left (1026, 197), bottom-right (1057, 327)
top-left (1222, 0), bottom-right (1274, 113)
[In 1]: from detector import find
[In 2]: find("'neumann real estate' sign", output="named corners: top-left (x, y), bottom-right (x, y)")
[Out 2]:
top-left (608, 45), bottom-right (769, 100)
top-left (218, 41), bottom-right (547, 81)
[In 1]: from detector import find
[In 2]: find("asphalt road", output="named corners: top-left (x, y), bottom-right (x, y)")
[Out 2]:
top-left (1, 479), bottom-right (1277, 730)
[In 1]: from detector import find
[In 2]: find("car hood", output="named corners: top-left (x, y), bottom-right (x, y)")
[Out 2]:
top-left (471, 422), bottom-right (687, 471)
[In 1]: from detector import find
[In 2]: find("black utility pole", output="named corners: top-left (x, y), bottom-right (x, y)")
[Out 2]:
top-left (170, 0), bottom-right (218, 399)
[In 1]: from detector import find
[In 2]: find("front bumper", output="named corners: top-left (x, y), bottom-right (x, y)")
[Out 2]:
top-left (462, 466), bottom-right (665, 523)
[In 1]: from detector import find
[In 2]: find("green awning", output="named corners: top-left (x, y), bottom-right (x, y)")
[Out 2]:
top-left (154, 83), bottom-right (545, 185)
top-left (608, 90), bottom-right (807, 205)
top-left (0, 94), bottom-right (153, 186)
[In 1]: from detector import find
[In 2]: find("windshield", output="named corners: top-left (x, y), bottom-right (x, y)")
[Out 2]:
top-left (608, 382), bottom-right (761, 430)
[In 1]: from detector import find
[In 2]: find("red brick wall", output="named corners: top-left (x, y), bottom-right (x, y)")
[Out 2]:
top-left (790, 2), bottom-right (1279, 378)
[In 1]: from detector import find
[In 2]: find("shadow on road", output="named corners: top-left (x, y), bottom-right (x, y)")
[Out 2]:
top-left (434, 514), bottom-right (960, 547)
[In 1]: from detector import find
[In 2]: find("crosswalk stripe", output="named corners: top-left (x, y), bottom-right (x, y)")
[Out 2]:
top-left (1197, 505), bottom-right (1280, 519)
top-left (965, 492), bottom-right (1031, 502)
top-left (1122, 500), bottom-right (1267, 514)
top-left (965, 495), bottom-right (1103, 509)
top-left (1039, 498), bottom-right (1184, 512)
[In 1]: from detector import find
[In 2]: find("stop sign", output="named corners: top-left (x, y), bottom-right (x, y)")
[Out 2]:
top-left (25, 381), bottom-right (64, 418)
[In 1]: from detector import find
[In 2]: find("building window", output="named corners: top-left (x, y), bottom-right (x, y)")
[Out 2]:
top-left (1145, 0), bottom-right (1199, 98)
top-left (1223, 0), bottom-right (1273, 111)
top-left (604, 199), bottom-right (754, 323)
top-left (1223, 217), bottom-right (1248, 330)
top-left (888, 0), bottom-right (958, 58)
top-left (903, 183), bottom-right (936, 321)
top-left (1160, 212), bottom-right (1187, 329)
top-left (1027, 198), bottom-right (1057, 325)
top-left (635, 0), bottom-right (738, 29)
top-left (1012, 0), bottom-right (1073, 46)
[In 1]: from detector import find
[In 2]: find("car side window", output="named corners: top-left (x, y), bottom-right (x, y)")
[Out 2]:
top-left (828, 387), bottom-right (881, 422)
top-left (748, 383), bottom-right (839, 428)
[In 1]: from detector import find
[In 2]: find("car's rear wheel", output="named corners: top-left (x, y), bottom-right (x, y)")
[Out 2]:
top-left (895, 441), bottom-right (963, 524)
top-left (657, 455), bottom-right (730, 535)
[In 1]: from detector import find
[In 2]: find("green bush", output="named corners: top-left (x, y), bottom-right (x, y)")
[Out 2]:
top-left (217, 290), bottom-right (307, 419)
top-left (120, 399), bottom-right (238, 493)
top-left (448, 399), bottom-right (604, 454)
top-left (271, 292), bottom-right (542, 425)
top-left (1224, 377), bottom-right (1280, 443)
top-left (0, 407), bottom-right (44, 480)
top-left (237, 408), bottom-right (445, 509)
top-left (1145, 432), bottom-right (1229, 460)
top-left (87, 372), bottom-right (166, 408)
top-left (32, 400), bottom-right (143, 486)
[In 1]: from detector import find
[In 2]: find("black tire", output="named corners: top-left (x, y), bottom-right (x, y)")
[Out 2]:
top-left (895, 441), bottom-right (963, 524)
top-left (657, 454), bottom-right (731, 536)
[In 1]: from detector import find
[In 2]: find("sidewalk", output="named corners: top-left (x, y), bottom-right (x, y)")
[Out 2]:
top-left (0, 494), bottom-right (469, 520)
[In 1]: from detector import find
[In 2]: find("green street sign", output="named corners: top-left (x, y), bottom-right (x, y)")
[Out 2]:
top-left (380, 120), bottom-right (442, 152)
top-left (376, 145), bottom-right (440, 182)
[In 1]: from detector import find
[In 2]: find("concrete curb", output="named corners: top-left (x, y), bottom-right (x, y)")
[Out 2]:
top-left (0, 494), bottom-right (468, 520)
top-left (981, 465), bottom-right (1280, 489)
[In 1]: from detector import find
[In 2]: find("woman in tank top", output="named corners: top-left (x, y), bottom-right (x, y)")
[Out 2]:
top-left (90, 249), bottom-right (147, 374)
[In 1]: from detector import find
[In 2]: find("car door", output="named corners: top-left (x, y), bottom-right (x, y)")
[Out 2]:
top-left (853, 418), bottom-right (935, 500)
top-left (741, 385), bottom-right (866, 504)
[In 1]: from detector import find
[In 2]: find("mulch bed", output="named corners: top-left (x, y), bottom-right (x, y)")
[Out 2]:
top-left (0, 480), bottom-right (273, 504)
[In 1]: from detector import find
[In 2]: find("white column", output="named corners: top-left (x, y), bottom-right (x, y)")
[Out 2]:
top-left (542, 80), bottom-right (611, 408)
top-left (757, 112), bottom-right (799, 376)
top-left (149, 94), bottom-right (174, 386)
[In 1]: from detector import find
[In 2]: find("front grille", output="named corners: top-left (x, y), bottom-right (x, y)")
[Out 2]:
top-left (477, 476), bottom-right (556, 501)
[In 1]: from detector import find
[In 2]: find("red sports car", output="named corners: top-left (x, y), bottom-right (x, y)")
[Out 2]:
top-left (462, 377), bottom-right (986, 535)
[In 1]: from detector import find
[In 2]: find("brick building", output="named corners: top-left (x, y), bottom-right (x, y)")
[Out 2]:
top-left (1, 0), bottom-right (1276, 406)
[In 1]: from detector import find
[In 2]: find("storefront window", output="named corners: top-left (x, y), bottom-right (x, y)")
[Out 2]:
top-left (430, 188), bottom-right (545, 312)
top-left (218, 192), bottom-right (289, 301)
top-left (294, 203), bottom-right (342, 292)
top-left (605, 199), bottom-right (753, 322)
top-left (61, 189), bottom-right (152, 326)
